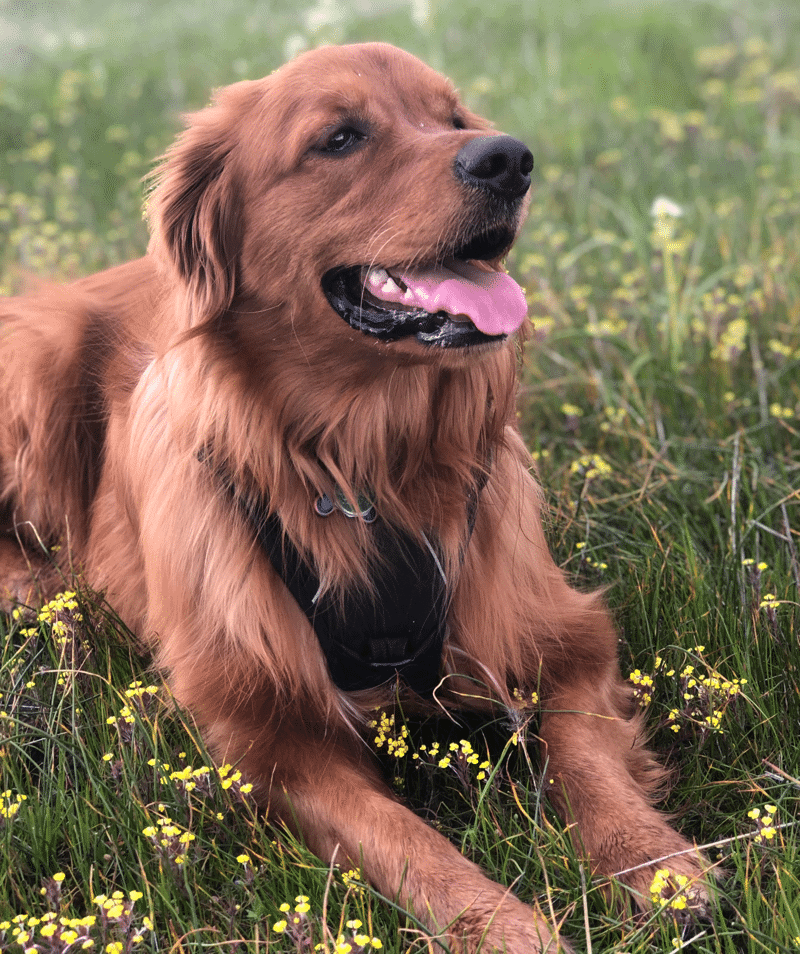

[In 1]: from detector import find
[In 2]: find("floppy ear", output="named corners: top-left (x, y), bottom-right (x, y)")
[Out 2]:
top-left (147, 91), bottom-right (246, 324)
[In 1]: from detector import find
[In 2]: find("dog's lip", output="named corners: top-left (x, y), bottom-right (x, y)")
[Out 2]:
top-left (322, 226), bottom-right (526, 348)
top-left (322, 263), bottom-right (509, 349)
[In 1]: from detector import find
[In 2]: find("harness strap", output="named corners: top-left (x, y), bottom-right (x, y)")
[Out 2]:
top-left (246, 498), bottom-right (449, 694)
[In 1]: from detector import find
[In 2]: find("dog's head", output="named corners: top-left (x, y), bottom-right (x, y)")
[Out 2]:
top-left (147, 43), bottom-right (532, 366)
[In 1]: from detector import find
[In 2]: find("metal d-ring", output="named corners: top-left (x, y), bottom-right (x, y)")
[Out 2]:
top-left (314, 493), bottom-right (335, 517)
top-left (314, 488), bottom-right (376, 522)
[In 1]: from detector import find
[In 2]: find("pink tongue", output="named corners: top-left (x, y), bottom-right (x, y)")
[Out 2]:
top-left (365, 260), bottom-right (528, 336)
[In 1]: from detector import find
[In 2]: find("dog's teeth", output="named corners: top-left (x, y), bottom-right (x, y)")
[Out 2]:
top-left (367, 268), bottom-right (389, 287)
top-left (365, 268), bottom-right (407, 299)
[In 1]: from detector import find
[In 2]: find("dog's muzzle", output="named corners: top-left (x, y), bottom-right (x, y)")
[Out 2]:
top-left (323, 135), bottom-right (533, 348)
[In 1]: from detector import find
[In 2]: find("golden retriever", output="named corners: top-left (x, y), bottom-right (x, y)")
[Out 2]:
top-left (0, 42), bottom-right (711, 953)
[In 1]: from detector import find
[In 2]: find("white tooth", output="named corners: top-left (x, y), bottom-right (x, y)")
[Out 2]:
top-left (367, 268), bottom-right (389, 287)
top-left (403, 288), bottom-right (413, 301)
top-left (382, 277), bottom-right (401, 294)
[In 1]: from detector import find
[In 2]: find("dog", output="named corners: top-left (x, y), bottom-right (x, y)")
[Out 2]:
top-left (0, 42), bottom-right (711, 952)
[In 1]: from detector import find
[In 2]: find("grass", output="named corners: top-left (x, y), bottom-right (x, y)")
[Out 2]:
top-left (1, 0), bottom-right (799, 950)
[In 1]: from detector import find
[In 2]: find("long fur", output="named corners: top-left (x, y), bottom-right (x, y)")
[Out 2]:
top-left (0, 43), bottom-right (711, 953)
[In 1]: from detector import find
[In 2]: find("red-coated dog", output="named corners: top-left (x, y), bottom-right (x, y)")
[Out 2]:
top-left (0, 43), bottom-right (710, 952)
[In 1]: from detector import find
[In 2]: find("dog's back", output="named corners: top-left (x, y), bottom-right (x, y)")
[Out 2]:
top-left (0, 258), bottom-right (155, 595)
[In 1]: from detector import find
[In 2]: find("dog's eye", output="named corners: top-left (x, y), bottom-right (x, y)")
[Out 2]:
top-left (321, 126), bottom-right (367, 155)
top-left (452, 114), bottom-right (467, 130)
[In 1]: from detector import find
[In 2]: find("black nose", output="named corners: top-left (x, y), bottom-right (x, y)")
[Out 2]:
top-left (455, 135), bottom-right (533, 200)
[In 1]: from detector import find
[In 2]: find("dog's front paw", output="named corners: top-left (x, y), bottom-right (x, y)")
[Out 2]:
top-left (448, 896), bottom-right (576, 954)
top-left (609, 833), bottom-right (719, 921)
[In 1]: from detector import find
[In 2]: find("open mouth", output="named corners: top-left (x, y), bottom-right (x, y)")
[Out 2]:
top-left (322, 227), bottom-right (528, 348)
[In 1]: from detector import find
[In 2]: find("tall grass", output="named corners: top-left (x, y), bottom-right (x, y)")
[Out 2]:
top-left (1, 1), bottom-right (798, 951)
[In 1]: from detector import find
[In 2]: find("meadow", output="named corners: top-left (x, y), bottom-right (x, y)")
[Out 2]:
top-left (1, 0), bottom-right (799, 951)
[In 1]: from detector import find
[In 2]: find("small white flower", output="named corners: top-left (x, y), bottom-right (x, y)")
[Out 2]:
top-left (650, 196), bottom-right (684, 218)
top-left (411, 0), bottom-right (431, 27)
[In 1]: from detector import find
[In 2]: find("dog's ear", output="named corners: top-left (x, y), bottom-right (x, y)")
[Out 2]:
top-left (147, 89), bottom-right (248, 324)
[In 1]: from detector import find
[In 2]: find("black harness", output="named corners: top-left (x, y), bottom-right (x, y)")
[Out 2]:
top-left (205, 453), bottom-right (484, 696)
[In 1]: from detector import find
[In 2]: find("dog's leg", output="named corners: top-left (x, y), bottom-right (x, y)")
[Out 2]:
top-left (537, 615), bottom-right (714, 911)
top-left (203, 702), bottom-right (573, 954)
top-left (455, 440), bottom-right (713, 915)
top-left (285, 765), bottom-right (573, 953)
